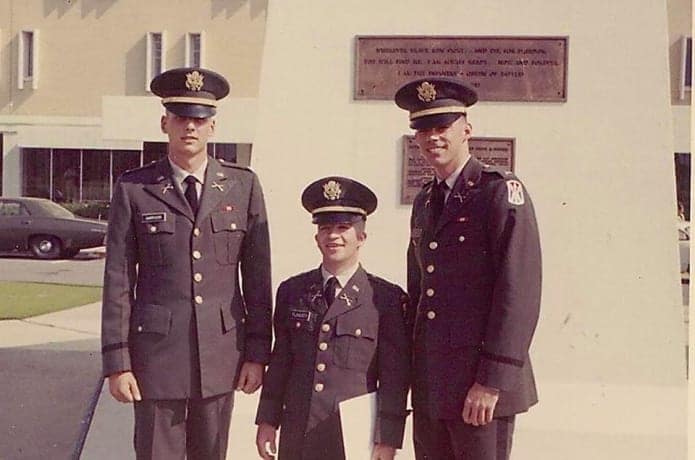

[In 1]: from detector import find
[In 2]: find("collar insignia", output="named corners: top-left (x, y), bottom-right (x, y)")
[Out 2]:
top-left (339, 292), bottom-right (352, 306)
top-left (212, 182), bottom-right (225, 192)
top-left (185, 71), bottom-right (204, 91)
top-left (162, 184), bottom-right (174, 194)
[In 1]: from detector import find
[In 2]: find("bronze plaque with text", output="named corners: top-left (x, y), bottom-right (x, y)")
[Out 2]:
top-left (401, 136), bottom-right (515, 204)
top-left (356, 36), bottom-right (568, 102)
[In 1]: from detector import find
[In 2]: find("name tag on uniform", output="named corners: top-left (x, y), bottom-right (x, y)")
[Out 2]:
top-left (290, 309), bottom-right (316, 331)
top-left (141, 212), bottom-right (167, 223)
top-left (289, 309), bottom-right (314, 322)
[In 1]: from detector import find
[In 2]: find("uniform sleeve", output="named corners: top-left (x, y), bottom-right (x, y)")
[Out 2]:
top-left (240, 172), bottom-right (273, 364)
top-left (476, 178), bottom-right (542, 391)
top-left (405, 204), bottom-right (421, 340)
top-left (374, 288), bottom-right (411, 449)
top-left (255, 282), bottom-right (292, 427)
top-left (101, 178), bottom-right (138, 377)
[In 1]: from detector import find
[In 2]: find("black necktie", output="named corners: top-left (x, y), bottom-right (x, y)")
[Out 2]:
top-left (430, 180), bottom-right (448, 225)
top-left (324, 277), bottom-right (339, 306)
top-left (184, 175), bottom-right (199, 216)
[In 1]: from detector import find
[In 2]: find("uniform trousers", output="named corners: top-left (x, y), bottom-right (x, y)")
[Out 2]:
top-left (413, 410), bottom-right (515, 460)
top-left (282, 411), bottom-right (346, 460)
top-left (133, 392), bottom-right (234, 460)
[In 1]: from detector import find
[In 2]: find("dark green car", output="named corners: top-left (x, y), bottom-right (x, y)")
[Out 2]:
top-left (0, 197), bottom-right (107, 259)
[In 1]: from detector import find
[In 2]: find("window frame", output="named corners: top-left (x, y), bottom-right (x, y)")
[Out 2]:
top-left (17, 29), bottom-right (39, 90)
top-left (146, 31), bottom-right (167, 92)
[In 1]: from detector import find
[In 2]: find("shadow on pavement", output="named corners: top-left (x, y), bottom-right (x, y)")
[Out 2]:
top-left (0, 339), bottom-right (102, 460)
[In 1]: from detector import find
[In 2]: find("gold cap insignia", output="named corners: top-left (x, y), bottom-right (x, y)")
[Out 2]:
top-left (322, 180), bottom-right (342, 201)
top-left (185, 71), bottom-right (205, 91)
top-left (417, 81), bottom-right (437, 102)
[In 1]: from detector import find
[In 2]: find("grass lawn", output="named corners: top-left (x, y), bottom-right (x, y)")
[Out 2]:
top-left (0, 281), bottom-right (102, 320)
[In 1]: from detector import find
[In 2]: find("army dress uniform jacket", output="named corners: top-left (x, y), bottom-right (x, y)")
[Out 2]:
top-left (256, 266), bottom-right (410, 460)
top-left (406, 157), bottom-right (542, 420)
top-left (101, 156), bottom-right (272, 399)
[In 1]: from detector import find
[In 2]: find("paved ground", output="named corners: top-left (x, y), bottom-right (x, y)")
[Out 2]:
top-left (0, 249), bottom-right (105, 287)
top-left (0, 255), bottom-right (689, 459)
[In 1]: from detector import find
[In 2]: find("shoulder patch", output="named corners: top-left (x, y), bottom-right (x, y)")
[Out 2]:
top-left (506, 180), bottom-right (525, 205)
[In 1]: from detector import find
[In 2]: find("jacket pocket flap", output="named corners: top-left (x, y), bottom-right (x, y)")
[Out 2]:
top-left (132, 304), bottom-right (172, 335)
top-left (211, 212), bottom-right (247, 233)
top-left (139, 216), bottom-right (175, 234)
top-left (335, 316), bottom-right (377, 340)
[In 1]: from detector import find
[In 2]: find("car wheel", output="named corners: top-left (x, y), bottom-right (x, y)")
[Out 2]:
top-left (29, 235), bottom-right (62, 259)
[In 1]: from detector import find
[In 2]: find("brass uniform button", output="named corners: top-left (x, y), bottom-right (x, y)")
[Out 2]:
top-left (316, 363), bottom-right (326, 372)
top-left (426, 265), bottom-right (435, 273)
top-left (426, 288), bottom-right (435, 297)
top-left (459, 235), bottom-right (466, 242)
top-left (137, 325), bottom-right (143, 332)
top-left (295, 322), bottom-right (301, 328)
top-left (318, 342), bottom-right (328, 351)
top-left (193, 273), bottom-right (203, 282)
top-left (314, 383), bottom-right (324, 392)
top-left (192, 250), bottom-right (202, 260)
top-left (193, 228), bottom-right (201, 237)
top-left (194, 295), bottom-right (203, 305)
top-left (429, 241), bottom-right (438, 250)
top-left (427, 311), bottom-right (436, 320)
top-left (149, 225), bottom-right (157, 233)
top-left (230, 223), bottom-right (237, 230)
top-left (354, 328), bottom-right (362, 337)
top-left (321, 323), bottom-right (331, 332)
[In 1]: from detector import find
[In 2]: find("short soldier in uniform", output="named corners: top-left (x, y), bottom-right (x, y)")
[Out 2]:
top-left (101, 67), bottom-right (272, 459)
top-left (395, 78), bottom-right (542, 459)
top-left (255, 177), bottom-right (410, 460)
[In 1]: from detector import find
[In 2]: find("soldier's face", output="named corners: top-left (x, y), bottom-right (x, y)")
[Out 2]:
top-left (315, 223), bottom-right (366, 268)
top-left (414, 116), bottom-right (471, 178)
top-left (161, 112), bottom-right (215, 157)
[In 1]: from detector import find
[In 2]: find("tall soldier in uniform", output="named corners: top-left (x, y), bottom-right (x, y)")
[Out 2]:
top-left (101, 67), bottom-right (272, 459)
top-left (396, 78), bottom-right (542, 459)
top-left (255, 177), bottom-right (410, 460)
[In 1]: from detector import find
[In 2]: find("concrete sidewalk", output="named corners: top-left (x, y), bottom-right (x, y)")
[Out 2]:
top-left (1, 302), bottom-right (688, 459)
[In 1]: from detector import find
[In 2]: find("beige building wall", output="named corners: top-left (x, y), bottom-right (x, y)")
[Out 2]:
top-left (0, 0), bottom-right (267, 117)
top-left (0, 0), bottom-right (267, 196)
top-left (253, 1), bottom-right (686, 458)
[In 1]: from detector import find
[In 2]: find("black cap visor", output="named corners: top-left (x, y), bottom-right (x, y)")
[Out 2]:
top-left (410, 112), bottom-right (463, 130)
top-left (164, 102), bottom-right (216, 119)
top-left (312, 212), bottom-right (365, 225)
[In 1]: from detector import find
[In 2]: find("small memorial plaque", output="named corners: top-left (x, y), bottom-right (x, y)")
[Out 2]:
top-left (401, 136), bottom-right (515, 204)
top-left (356, 36), bottom-right (568, 102)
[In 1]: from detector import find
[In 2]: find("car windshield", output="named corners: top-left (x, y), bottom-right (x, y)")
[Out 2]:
top-left (33, 200), bottom-right (75, 219)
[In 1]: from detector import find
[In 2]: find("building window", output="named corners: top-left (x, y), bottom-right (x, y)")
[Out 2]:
top-left (146, 31), bottom-right (166, 91)
top-left (185, 32), bottom-right (205, 67)
top-left (680, 36), bottom-right (692, 100)
top-left (22, 148), bottom-right (141, 202)
top-left (18, 29), bottom-right (39, 89)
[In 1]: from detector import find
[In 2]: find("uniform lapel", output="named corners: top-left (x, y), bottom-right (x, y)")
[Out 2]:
top-left (434, 157), bottom-right (484, 235)
top-left (322, 266), bottom-right (368, 322)
top-left (143, 158), bottom-right (194, 221)
top-left (196, 157), bottom-right (234, 223)
top-left (303, 268), bottom-right (326, 316)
